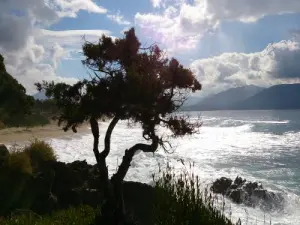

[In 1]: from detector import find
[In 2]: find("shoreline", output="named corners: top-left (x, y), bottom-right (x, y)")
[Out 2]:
top-left (0, 122), bottom-right (90, 144)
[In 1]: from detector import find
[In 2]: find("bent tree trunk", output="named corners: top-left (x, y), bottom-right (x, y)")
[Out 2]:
top-left (90, 117), bottom-right (121, 223)
top-left (91, 116), bottom-right (158, 224)
top-left (111, 136), bottom-right (159, 221)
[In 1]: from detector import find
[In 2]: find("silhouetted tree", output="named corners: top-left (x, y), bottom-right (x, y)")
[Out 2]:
top-left (0, 54), bottom-right (34, 124)
top-left (36, 28), bottom-right (201, 224)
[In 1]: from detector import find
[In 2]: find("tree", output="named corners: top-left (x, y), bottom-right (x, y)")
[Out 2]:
top-left (0, 54), bottom-right (34, 124)
top-left (36, 28), bottom-right (202, 224)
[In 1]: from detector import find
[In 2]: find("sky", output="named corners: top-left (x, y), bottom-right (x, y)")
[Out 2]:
top-left (1, 0), bottom-right (300, 96)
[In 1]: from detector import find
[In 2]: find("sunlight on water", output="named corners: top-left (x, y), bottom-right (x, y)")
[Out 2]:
top-left (45, 110), bottom-right (300, 225)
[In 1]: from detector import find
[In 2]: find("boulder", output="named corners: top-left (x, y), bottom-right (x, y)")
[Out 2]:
top-left (233, 176), bottom-right (246, 187)
top-left (210, 177), bottom-right (232, 194)
top-left (211, 176), bottom-right (285, 211)
top-left (228, 189), bottom-right (245, 204)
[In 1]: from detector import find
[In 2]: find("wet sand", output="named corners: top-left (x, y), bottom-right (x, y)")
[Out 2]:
top-left (0, 122), bottom-right (90, 144)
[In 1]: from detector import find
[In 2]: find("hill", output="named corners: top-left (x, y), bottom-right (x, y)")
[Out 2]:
top-left (0, 54), bottom-right (51, 127)
top-left (186, 85), bottom-right (264, 111)
top-left (0, 54), bottom-right (34, 124)
top-left (232, 83), bottom-right (300, 110)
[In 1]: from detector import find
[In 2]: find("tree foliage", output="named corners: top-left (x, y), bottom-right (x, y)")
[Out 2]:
top-left (0, 54), bottom-right (34, 123)
top-left (36, 27), bottom-right (202, 222)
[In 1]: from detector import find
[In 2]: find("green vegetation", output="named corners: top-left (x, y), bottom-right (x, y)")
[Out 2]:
top-left (1, 205), bottom-right (96, 225)
top-left (153, 165), bottom-right (237, 225)
top-left (24, 139), bottom-right (56, 171)
top-left (9, 151), bottom-right (33, 175)
top-left (0, 54), bottom-right (35, 127)
top-left (0, 54), bottom-right (51, 128)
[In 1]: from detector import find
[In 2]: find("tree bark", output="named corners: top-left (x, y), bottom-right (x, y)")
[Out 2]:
top-left (90, 116), bottom-right (120, 224)
top-left (110, 135), bottom-right (159, 223)
top-left (112, 137), bottom-right (159, 183)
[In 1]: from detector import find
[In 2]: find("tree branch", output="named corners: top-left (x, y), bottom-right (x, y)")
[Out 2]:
top-left (90, 117), bottom-right (100, 164)
top-left (111, 135), bottom-right (159, 183)
top-left (100, 116), bottom-right (120, 158)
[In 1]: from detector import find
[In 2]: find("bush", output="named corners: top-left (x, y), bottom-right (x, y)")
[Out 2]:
top-left (0, 205), bottom-right (96, 225)
top-left (152, 163), bottom-right (238, 225)
top-left (24, 139), bottom-right (56, 171)
top-left (8, 152), bottom-right (32, 175)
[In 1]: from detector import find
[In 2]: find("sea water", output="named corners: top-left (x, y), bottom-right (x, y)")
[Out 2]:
top-left (46, 110), bottom-right (300, 225)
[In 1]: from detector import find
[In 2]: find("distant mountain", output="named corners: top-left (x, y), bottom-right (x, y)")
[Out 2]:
top-left (182, 96), bottom-right (203, 107)
top-left (33, 91), bottom-right (48, 100)
top-left (186, 85), bottom-right (264, 111)
top-left (231, 83), bottom-right (300, 110)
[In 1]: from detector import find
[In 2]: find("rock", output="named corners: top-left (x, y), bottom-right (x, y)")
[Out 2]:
top-left (233, 176), bottom-right (246, 187)
top-left (252, 189), bottom-right (267, 199)
top-left (211, 176), bottom-right (285, 211)
top-left (0, 144), bottom-right (9, 157)
top-left (228, 189), bottom-right (245, 204)
top-left (210, 177), bottom-right (232, 194)
top-left (0, 144), bottom-right (9, 168)
top-left (243, 181), bottom-right (259, 194)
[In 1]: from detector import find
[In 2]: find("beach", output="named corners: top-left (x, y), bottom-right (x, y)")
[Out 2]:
top-left (0, 122), bottom-right (90, 144)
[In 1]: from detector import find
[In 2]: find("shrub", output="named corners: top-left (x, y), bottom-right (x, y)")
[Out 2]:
top-left (8, 152), bottom-right (32, 175)
top-left (24, 139), bottom-right (56, 171)
top-left (152, 163), bottom-right (238, 225)
top-left (1, 205), bottom-right (96, 225)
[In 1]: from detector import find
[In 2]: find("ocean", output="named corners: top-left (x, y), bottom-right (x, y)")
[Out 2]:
top-left (46, 110), bottom-right (300, 225)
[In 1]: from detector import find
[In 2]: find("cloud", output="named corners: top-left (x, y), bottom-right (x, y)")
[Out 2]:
top-left (54, 0), bottom-right (107, 18)
top-left (0, 0), bottom-right (107, 94)
top-left (151, 0), bottom-right (162, 8)
top-left (107, 11), bottom-right (131, 25)
top-left (190, 39), bottom-right (300, 94)
top-left (138, 0), bottom-right (300, 52)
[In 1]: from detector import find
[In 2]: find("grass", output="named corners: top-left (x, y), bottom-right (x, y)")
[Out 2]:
top-left (8, 152), bottom-right (32, 175)
top-left (152, 163), bottom-right (240, 225)
top-left (0, 205), bottom-right (96, 225)
top-left (23, 139), bottom-right (56, 171)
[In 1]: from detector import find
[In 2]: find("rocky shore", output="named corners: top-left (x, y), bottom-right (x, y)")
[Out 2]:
top-left (211, 176), bottom-right (285, 211)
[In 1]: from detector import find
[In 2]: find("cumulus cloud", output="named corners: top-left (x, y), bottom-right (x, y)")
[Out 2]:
top-left (139, 0), bottom-right (300, 51)
top-left (190, 40), bottom-right (300, 94)
top-left (0, 0), bottom-right (107, 94)
top-left (107, 11), bottom-right (131, 25)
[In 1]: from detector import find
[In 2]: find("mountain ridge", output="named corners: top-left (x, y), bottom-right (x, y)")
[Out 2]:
top-left (185, 83), bottom-right (300, 111)
top-left (185, 85), bottom-right (264, 111)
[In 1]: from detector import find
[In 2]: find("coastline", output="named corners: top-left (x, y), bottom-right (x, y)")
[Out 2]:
top-left (0, 121), bottom-right (90, 144)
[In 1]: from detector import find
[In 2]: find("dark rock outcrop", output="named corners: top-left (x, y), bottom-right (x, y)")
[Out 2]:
top-left (0, 144), bottom-right (9, 168)
top-left (0, 159), bottom-right (155, 225)
top-left (211, 176), bottom-right (284, 211)
top-left (210, 177), bottom-right (232, 195)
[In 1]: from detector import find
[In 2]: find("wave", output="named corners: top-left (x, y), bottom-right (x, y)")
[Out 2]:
top-left (203, 118), bottom-right (290, 128)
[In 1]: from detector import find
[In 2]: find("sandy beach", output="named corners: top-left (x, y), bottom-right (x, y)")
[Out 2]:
top-left (0, 122), bottom-right (90, 144)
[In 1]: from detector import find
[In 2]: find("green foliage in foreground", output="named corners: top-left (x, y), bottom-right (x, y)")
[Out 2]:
top-left (0, 140), bottom-right (57, 215)
top-left (7, 139), bottom-right (56, 175)
top-left (153, 164), bottom-right (238, 225)
top-left (23, 139), bottom-right (57, 171)
top-left (0, 205), bottom-right (96, 225)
